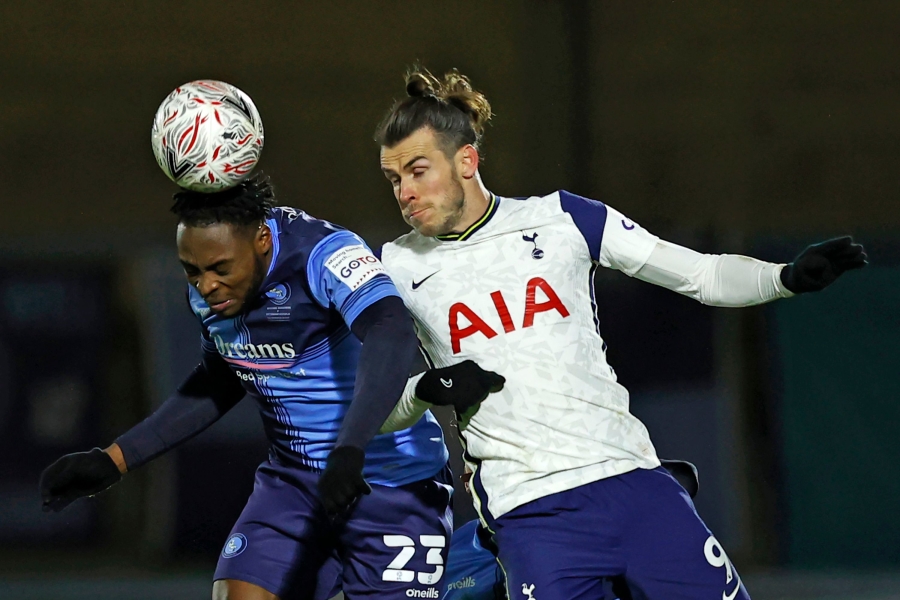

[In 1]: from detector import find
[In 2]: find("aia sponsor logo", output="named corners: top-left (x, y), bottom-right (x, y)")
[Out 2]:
top-left (449, 277), bottom-right (570, 354)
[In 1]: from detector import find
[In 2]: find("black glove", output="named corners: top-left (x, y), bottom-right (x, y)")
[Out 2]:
top-left (415, 360), bottom-right (505, 415)
top-left (780, 236), bottom-right (867, 294)
top-left (40, 448), bottom-right (122, 513)
top-left (318, 446), bottom-right (371, 515)
top-left (660, 459), bottom-right (699, 499)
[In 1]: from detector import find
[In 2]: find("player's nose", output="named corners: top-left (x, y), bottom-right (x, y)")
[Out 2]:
top-left (398, 180), bottom-right (417, 206)
top-left (197, 274), bottom-right (220, 298)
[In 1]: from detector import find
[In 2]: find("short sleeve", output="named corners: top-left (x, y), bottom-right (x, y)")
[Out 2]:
top-left (559, 190), bottom-right (658, 274)
top-left (598, 205), bottom-right (660, 276)
top-left (559, 190), bottom-right (608, 262)
top-left (306, 230), bottom-right (401, 326)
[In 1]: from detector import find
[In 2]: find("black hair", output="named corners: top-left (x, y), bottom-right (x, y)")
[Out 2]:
top-left (374, 66), bottom-right (492, 155)
top-left (171, 173), bottom-right (276, 228)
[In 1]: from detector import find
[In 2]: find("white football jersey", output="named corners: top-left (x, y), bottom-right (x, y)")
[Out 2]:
top-left (381, 191), bottom-right (662, 521)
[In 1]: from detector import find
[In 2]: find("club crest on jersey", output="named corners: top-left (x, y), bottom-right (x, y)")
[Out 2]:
top-left (521, 583), bottom-right (536, 599)
top-left (265, 283), bottom-right (292, 321)
top-left (222, 533), bottom-right (247, 558)
top-left (522, 232), bottom-right (544, 259)
top-left (266, 283), bottom-right (291, 305)
top-left (448, 277), bottom-right (570, 354)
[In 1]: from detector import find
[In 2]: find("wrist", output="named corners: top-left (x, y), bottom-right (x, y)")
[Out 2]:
top-left (329, 445), bottom-right (365, 463)
top-left (775, 264), bottom-right (795, 298)
top-left (103, 443), bottom-right (128, 474)
top-left (779, 262), bottom-right (798, 294)
top-left (410, 371), bottom-right (431, 403)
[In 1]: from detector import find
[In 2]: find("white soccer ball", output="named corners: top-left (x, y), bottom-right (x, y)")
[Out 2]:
top-left (151, 80), bottom-right (264, 193)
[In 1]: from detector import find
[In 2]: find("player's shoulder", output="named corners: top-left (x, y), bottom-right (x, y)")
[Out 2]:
top-left (268, 206), bottom-right (348, 250)
top-left (499, 190), bottom-right (563, 212)
top-left (488, 191), bottom-right (590, 234)
top-left (269, 206), bottom-right (376, 262)
top-left (381, 228), bottom-right (434, 265)
top-left (508, 190), bottom-right (625, 229)
top-left (498, 189), bottom-right (608, 220)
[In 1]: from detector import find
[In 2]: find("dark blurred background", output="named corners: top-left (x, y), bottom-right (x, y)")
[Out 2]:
top-left (0, 2), bottom-right (898, 599)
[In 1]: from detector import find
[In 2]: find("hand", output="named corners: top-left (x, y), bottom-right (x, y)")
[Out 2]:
top-left (318, 446), bottom-right (371, 516)
top-left (780, 236), bottom-right (867, 294)
top-left (415, 360), bottom-right (505, 415)
top-left (40, 448), bottom-right (122, 513)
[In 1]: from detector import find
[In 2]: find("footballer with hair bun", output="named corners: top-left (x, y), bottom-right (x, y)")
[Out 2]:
top-left (39, 172), bottom-right (505, 600)
top-left (376, 66), bottom-right (866, 600)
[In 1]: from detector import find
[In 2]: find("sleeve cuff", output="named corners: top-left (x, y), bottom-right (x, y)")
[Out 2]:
top-left (379, 373), bottom-right (431, 434)
top-left (774, 264), bottom-right (795, 298)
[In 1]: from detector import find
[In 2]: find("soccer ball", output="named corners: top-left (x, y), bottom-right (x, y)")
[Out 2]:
top-left (151, 80), bottom-right (264, 193)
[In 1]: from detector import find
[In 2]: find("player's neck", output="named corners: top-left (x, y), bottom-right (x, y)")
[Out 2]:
top-left (452, 176), bottom-right (492, 233)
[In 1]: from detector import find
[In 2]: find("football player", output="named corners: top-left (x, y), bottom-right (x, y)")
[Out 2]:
top-left (373, 67), bottom-right (866, 600)
top-left (39, 176), bottom-right (502, 600)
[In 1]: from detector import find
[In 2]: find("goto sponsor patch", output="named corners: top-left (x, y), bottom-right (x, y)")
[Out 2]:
top-left (324, 244), bottom-right (385, 291)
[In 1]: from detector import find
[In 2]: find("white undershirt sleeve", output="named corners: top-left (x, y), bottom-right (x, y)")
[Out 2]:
top-left (379, 372), bottom-right (432, 434)
top-left (634, 239), bottom-right (795, 307)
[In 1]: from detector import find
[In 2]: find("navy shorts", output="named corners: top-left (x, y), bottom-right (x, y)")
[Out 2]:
top-left (214, 457), bottom-right (453, 600)
top-left (488, 467), bottom-right (750, 600)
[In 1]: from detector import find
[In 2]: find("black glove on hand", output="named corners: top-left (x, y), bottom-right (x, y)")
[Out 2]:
top-left (40, 448), bottom-right (122, 513)
top-left (318, 446), bottom-right (371, 516)
top-left (415, 360), bottom-right (506, 415)
top-left (780, 236), bottom-right (867, 294)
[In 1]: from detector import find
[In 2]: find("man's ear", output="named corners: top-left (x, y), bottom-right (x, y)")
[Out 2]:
top-left (457, 144), bottom-right (480, 180)
top-left (255, 222), bottom-right (272, 254)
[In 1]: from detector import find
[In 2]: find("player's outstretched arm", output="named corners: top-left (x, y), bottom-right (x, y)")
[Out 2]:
top-left (632, 236), bottom-right (866, 307)
top-left (779, 236), bottom-right (868, 294)
top-left (39, 354), bottom-right (245, 513)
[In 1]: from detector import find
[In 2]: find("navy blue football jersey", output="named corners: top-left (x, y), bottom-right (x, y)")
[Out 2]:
top-left (188, 207), bottom-right (448, 486)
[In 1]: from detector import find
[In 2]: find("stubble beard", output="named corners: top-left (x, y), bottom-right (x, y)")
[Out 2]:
top-left (235, 251), bottom-right (269, 314)
top-left (416, 174), bottom-right (467, 237)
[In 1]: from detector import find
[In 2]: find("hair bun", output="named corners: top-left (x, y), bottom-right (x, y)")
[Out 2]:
top-left (405, 73), bottom-right (434, 98)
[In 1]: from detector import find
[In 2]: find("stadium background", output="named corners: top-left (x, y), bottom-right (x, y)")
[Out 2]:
top-left (0, 2), bottom-right (897, 598)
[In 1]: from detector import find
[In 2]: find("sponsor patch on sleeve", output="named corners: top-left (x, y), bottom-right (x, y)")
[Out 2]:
top-left (324, 244), bottom-right (386, 291)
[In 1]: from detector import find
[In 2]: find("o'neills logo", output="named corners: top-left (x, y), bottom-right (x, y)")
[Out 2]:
top-left (214, 336), bottom-right (296, 359)
top-left (405, 589), bottom-right (438, 598)
top-left (447, 576), bottom-right (476, 591)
